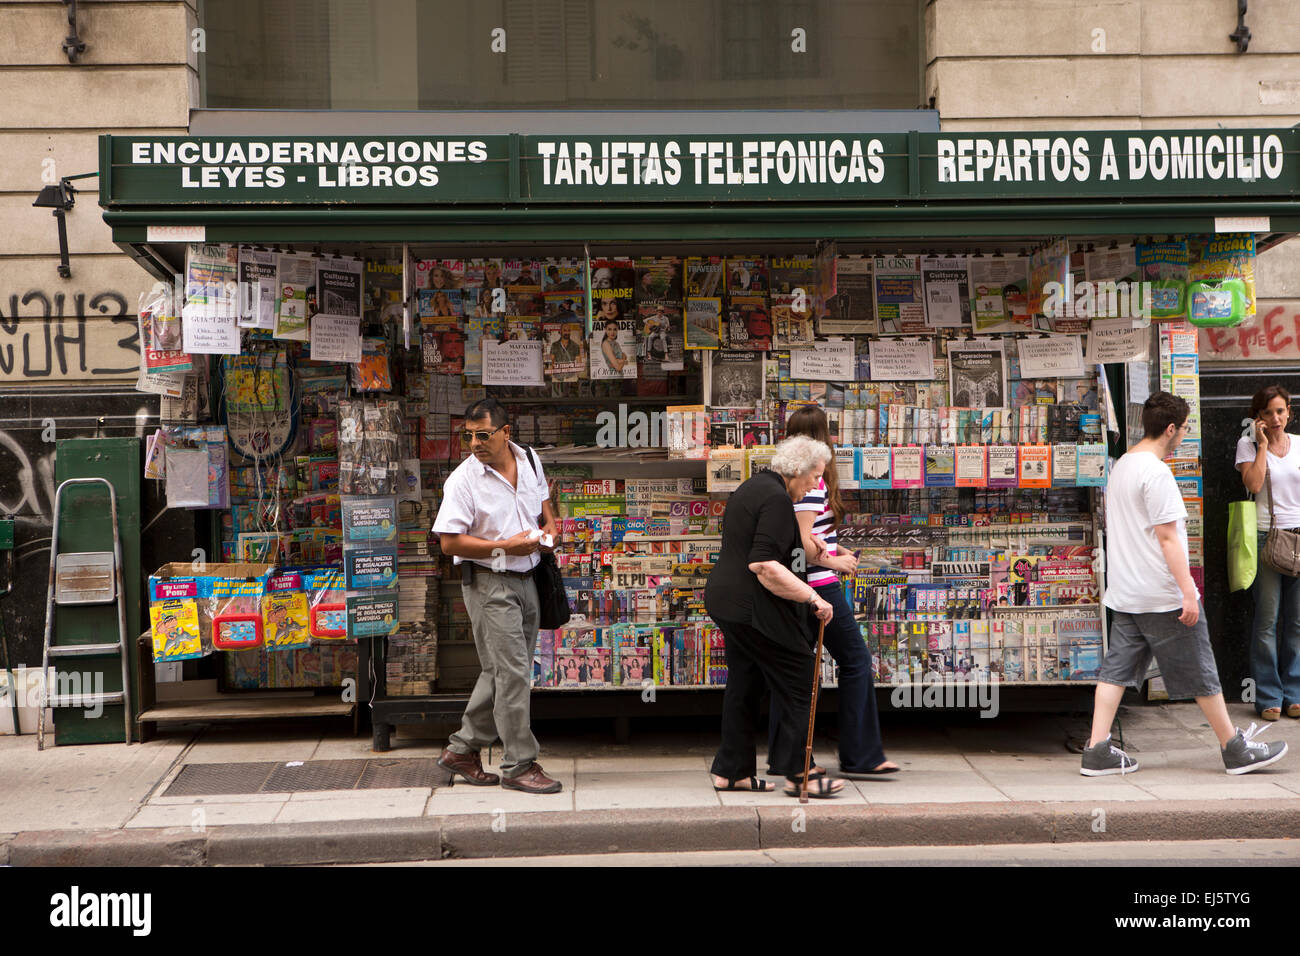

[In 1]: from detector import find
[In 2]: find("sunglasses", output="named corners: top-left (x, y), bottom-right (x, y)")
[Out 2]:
top-left (462, 424), bottom-right (506, 444)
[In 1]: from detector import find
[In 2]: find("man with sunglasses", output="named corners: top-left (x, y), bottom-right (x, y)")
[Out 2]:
top-left (432, 397), bottom-right (562, 794)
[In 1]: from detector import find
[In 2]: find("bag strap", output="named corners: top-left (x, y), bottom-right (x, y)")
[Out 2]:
top-left (1266, 458), bottom-right (1277, 533)
top-left (524, 444), bottom-right (541, 479)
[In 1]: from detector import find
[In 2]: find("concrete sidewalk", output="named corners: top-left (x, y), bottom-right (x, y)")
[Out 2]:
top-left (3, 701), bottom-right (1298, 865)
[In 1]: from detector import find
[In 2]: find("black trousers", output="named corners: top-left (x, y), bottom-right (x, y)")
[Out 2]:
top-left (711, 617), bottom-right (817, 781)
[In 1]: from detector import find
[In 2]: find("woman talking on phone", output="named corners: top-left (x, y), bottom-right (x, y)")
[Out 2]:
top-left (768, 405), bottom-right (897, 774)
top-left (1237, 384), bottom-right (1300, 720)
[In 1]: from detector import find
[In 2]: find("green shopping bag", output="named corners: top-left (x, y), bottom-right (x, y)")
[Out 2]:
top-left (1228, 498), bottom-right (1257, 592)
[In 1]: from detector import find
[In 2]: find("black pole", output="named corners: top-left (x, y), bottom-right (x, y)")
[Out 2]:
top-left (53, 208), bottom-right (70, 278)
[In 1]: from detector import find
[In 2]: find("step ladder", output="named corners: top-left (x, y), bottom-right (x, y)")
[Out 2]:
top-left (38, 478), bottom-right (132, 750)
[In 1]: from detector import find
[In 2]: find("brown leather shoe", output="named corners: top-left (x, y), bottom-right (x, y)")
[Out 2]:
top-left (501, 762), bottom-right (562, 794)
top-left (437, 748), bottom-right (500, 786)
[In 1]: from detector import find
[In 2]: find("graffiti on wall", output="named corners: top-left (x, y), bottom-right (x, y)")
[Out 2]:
top-left (1200, 301), bottom-right (1300, 362)
top-left (0, 290), bottom-right (139, 380)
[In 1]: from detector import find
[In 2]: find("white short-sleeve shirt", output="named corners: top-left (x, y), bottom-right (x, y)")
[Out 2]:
top-left (432, 441), bottom-right (548, 572)
top-left (1235, 433), bottom-right (1300, 529)
top-left (1103, 450), bottom-right (1193, 614)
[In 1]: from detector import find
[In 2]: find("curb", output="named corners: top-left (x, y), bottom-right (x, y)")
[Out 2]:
top-left (4, 800), bottom-right (1299, 865)
top-left (438, 807), bottom-right (759, 859)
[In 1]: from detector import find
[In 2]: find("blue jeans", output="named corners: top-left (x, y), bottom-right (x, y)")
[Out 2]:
top-left (768, 580), bottom-right (888, 772)
top-left (1251, 533), bottom-right (1300, 712)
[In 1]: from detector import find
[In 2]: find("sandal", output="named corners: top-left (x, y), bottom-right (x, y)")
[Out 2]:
top-left (840, 761), bottom-right (900, 777)
top-left (714, 775), bottom-right (775, 792)
top-left (783, 772), bottom-right (845, 799)
top-left (1261, 707), bottom-right (1282, 721)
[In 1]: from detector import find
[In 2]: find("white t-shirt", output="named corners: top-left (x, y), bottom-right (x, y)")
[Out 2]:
top-left (1235, 433), bottom-right (1300, 529)
top-left (1103, 450), bottom-right (1194, 614)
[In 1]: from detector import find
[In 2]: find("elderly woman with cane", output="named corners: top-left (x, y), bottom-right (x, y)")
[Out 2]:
top-left (707, 435), bottom-right (845, 798)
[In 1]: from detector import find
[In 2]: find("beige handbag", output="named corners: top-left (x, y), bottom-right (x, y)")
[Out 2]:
top-left (1261, 465), bottom-right (1300, 576)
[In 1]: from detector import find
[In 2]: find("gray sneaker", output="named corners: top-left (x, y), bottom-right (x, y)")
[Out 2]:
top-left (1222, 723), bottom-right (1288, 775)
top-left (1080, 735), bottom-right (1139, 776)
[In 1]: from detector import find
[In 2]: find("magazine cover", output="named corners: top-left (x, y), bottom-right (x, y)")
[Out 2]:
top-left (707, 446), bottom-right (744, 492)
top-left (418, 288), bottom-right (462, 321)
top-left (769, 255), bottom-right (817, 296)
top-left (821, 256), bottom-right (876, 334)
top-left (589, 315), bottom-right (637, 380)
top-left (237, 246), bottom-right (278, 330)
top-left (542, 257), bottom-right (588, 326)
top-left (710, 351), bottom-right (765, 408)
top-left (710, 421), bottom-right (740, 447)
top-left (1027, 239), bottom-right (1069, 320)
top-left (969, 255), bottom-right (1032, 333)
top-left (921, 256), bottom-right (970, 329)
top-left (635, 257), bottom-right (683, 302)
top-left (685, 256), bottom-right (725, 297)
top-left (543, 319), bottom-right (587, 382)
top-left (505, 315), bottom-right (542, 342)
top-left (725, 294), bottom-right (771, 351)
top-left (364, 258), bottom-right (405, 325)
top-left (948, 340), bottom-right (1008, 408)
top-left (685, 297), bottom-right (723, 349)
top-left (464, 313), bottom-right (504, 380)
top-left (638, 301), bottom-right (685, 374)
top-left (352, 337), bottom-right (393, 390)
top-left (415, 259), bottom-right (465, 291)
top-left (771, 292), bottom-right (815, 348)
top-left (873, 255), bottom-right (926, 334)
top-left (726, 257), bottom-right (768, 293)
top-left (741, 421), bottom-right (774, 447)
top-left (504, 259), bottom-right (544, 316)
top-left (464, 258), bottom-right (506, 299)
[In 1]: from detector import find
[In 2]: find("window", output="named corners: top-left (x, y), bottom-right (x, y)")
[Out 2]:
top-left (201, 0), bottom-right (923, 111)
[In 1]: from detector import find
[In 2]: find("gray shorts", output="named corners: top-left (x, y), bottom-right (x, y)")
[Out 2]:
top-left (1097, 602), bottom-right (1222, 699)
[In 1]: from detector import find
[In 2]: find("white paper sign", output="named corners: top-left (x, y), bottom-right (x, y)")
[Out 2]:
top-left (182, 243), bottom-right (240, 354)
top-left (869, 339), bottom-right (934, 381)
top-left (1086, 324), bottom-right (1150, 364)
top-left (309, 313), bottom-right (362, 363)
top-left (483, 339), bottom-right (544, 386)
top-left (182, 310), bottom-right (239, 354)
top-left (1017, 335), bottom-right (1086, 378)
top-left (790, 340), bottom-right (854, 381)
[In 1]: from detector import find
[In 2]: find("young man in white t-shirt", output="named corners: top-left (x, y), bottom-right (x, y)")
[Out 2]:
top-left (1082, 392), bottom-right (1288, 776)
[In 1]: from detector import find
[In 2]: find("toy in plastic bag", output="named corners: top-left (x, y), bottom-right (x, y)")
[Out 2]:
top-left (263, 571), bottom-right (312, 651)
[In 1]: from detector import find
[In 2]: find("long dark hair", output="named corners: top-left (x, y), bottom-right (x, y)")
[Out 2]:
top-left (1251, 384), bottom-right (1292, 419)
top-left (783, 404), bottom-right (845, 528)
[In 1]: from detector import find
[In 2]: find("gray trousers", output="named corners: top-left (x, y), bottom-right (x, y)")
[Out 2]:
top-left (447, 570), bottom-right (540, 777)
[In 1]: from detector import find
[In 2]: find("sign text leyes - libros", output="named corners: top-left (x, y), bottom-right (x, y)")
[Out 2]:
top-left (131, 139), bottom-right (490, 189)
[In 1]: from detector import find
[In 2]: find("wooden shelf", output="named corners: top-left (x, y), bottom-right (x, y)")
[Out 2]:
top-left (139, 696), bottom-right (355, 722)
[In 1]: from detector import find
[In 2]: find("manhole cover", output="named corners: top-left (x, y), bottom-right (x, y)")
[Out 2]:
top-left (164, 762), bottom-right (276, 796)
top-left (163, 758), bottom-right (439, 796)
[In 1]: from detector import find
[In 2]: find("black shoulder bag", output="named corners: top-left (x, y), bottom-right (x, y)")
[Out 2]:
top-left (524, 446), bottom-right (572, 629)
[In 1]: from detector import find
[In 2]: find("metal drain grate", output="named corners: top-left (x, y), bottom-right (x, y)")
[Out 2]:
top-left (164, 762), bottom-right (277, 796)
top-left (358, 757), bottom-right (439, 789)
top-left (163, 758), bottom-right (438, 797)
top-left (262, 759), bottom-right (367, 792)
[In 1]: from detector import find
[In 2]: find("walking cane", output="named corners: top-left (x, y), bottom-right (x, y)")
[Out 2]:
top-left (799, 618), bottom-right (827, 804)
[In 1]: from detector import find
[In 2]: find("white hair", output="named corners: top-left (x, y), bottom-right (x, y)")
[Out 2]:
top-left (770, 434), bottom-right (832, 478)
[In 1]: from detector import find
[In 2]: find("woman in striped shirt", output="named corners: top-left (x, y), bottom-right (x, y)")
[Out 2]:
top-left (769, 405), bottom-right (897, 776)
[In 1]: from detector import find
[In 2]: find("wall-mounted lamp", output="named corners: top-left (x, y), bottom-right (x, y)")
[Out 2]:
top-left (62, 0), bottom-right (87, 63)
top-left (32, 180), bottom-right (76, 279)
top-left (1229, 0), bottom-right (1251, 53)
top-left (32, 172), bottom-right (97, 279)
